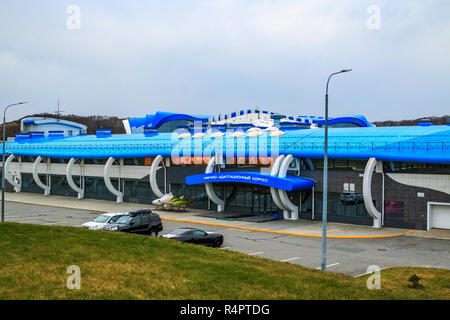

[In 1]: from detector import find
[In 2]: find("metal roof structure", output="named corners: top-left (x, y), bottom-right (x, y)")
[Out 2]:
top-left (124, 112), bottom-right (210, 133)
top-left (21, 117), bottom-right (87, 130)
top-left (123, 110), bottom-right (373, 134)
top-left (5, 124), bottom-right (450, 164)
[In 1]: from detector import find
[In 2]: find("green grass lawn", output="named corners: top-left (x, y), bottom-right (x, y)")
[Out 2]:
top-left (0, 222), bottom-right (449, 299)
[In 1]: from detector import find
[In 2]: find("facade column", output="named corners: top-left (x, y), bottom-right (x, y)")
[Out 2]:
top-left (149, 155), bottom-right (165, 199)
top-left (66, 158), bottom-right (85, 199)
top-left (103, 156), bottom-right (123, 203)
top-left (277, 154), bottom-right (299, 220)
top-left (32, 156), bottom-right (51, 196)
top-left (4, 154), bottom-right (22, 192)
top-left (269, 155), bottom-right (288, 212)
top-left (205, 157), bottom-right (225, 211)
top-left (362, 157), bottom-right (382, 228)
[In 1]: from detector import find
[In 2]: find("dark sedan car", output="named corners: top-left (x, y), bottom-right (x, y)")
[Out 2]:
top-left (162, 228), bottom-right (224, 247)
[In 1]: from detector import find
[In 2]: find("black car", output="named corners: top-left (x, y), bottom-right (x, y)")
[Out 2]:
top-left (340, 191), bottom-right (364, 205)
top-left (103, 209), bottom-right (163, 236)
top-left (162, 228), bottom-right (224, 247)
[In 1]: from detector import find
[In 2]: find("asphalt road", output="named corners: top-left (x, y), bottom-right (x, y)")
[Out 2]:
top-left (3, 201), bottom-right (450, 277)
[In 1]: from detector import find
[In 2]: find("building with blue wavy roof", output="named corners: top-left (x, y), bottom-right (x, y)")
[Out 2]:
top-left (3, 110), bottom-right (450, 230)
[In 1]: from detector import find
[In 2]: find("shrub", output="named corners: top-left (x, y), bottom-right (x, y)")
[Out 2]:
top-left (408, 274), bottom-right (423, 289)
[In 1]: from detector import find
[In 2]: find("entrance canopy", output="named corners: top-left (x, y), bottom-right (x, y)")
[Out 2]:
top-left (185, 171), bottom-right (314, 191)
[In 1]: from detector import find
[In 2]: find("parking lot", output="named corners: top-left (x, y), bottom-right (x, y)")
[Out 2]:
top-left (3, 201), bottom-right (450, 277)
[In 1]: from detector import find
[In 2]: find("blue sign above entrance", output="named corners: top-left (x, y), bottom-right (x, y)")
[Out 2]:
top-left (185, 171), bottom-right (315, 191)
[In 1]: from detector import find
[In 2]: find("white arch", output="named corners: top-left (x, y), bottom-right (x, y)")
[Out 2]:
top-left (104, 157), bottom-right (123, 203)
top-left (66, 158), bottom-right (85, 199)
top-left (149, 155), bottom-right (165, 198)
top-left (277, 154), bottom-right (299, 220)
top-left (363, 157), bottom-right (382, 228)
top-left (205, 157), bottom-right (225, 211)
top-left (269, 155), bottom-right (288, 212)
top-left (32, 156), bottom-right (51, 196)
top-left (4, 154), bottom-right (21, 192)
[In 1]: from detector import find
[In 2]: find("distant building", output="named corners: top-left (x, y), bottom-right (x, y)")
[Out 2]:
top-left (122, 110), bottom-right (373, 134)
top-left (21, 117), bottom-right (87, 137)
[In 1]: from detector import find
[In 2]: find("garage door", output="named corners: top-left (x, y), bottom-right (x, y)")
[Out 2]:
top-left (430, 204), bottom-right (450, 230)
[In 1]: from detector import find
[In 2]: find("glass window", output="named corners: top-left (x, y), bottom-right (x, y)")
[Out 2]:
top-left (246, 191), bottom-right (252, 207)
top-left (172, 229), bottom-right (193, 236)
top-left (329, 122), bottom-right (361, 128)
top-left (131, 216), bottom-right (141, 225)
top-left (116, 216), bottom-right (132, 224)
top-left (93, 214), bottom-right (109, 223)
top-left (233, 188), bottom-right (244, 206)
top-left (438, 164), bottom-right (450, 174)
top-left (348, 160), bottom-right (366, 170)
top-left (109, 215), bottom-right (123, 223)
top-left (383, 162), bottom-right (449, 175)
top-left (332, 159), bottom-right (348, 169)
top-left (141, 215), bottom-right (150, 225)
top-left (193, 230), bottom-right (207, 237)
top-left (157, 120), bottom-right (193, 133)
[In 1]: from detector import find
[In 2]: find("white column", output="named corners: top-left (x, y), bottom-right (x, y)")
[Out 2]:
top-left (277, 154), bottom-right (299, 220)
top-left (149, 155), bottom-right (165, 199)
top-left (66, 158), bottom-right (85, 199)
top-left (269, 155), bottom-right (288, 212)
top-left (4, 154), bottom-right (22, 192)
top-left (32, 156), bottom-right (51, 196)
top-left (363, 157), bottom-right (382, 228)
top-left (205, 157), bottom-right (225, 211)
top-left (104, 156), bottom-right (123, 203)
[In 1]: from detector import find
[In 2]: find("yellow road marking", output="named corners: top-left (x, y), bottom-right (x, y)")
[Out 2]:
top-left (163, 217), bottom-right (415, 239)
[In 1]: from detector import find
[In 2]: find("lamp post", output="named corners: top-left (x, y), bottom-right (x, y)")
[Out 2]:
top-left (321, 70), bottom-right (351, 271)
top-left (2, 102), bottom-right (27, 222)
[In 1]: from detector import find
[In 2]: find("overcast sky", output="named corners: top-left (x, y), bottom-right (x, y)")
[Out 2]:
top-left (1, 0), bottom-right (449, 122)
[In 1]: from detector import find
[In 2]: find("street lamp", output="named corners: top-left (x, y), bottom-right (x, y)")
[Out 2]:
top-left (2, 102), bottom-right (27, 222)
top-left (321, 69), bottom-right (351, 271)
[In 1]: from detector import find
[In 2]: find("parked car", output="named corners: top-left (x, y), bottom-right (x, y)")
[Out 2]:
top-left (81, 212), bottom-right (127, 230)
top-left (103, 209), bottom-right (163, 236)
top-left (340, 191), bottom-right (364, 205)
top-left (162, 228), bottom-right (224, 247)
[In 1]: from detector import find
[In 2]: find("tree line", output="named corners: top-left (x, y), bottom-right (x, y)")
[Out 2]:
top-left (373, 115), bottom-right (449, 127)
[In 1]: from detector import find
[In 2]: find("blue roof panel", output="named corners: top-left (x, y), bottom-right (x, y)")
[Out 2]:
top-left (4, 125), bottom-right (450, 164)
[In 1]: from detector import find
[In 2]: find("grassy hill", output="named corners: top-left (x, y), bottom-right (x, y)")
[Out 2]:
top-left (0, 222), bottom-right (448, 299)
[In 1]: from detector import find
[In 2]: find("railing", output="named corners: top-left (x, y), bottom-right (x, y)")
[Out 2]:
top-left (281, 141), bottom-right (449, 152)
top-left (5, 141), bottom-right (449, 153)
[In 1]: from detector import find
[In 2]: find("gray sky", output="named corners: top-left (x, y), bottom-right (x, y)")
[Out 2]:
top-left (1, 0), bottom-right (449, 122)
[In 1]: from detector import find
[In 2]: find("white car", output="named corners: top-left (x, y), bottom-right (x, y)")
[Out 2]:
top-left (81, 213), bottom-right (127, 230)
